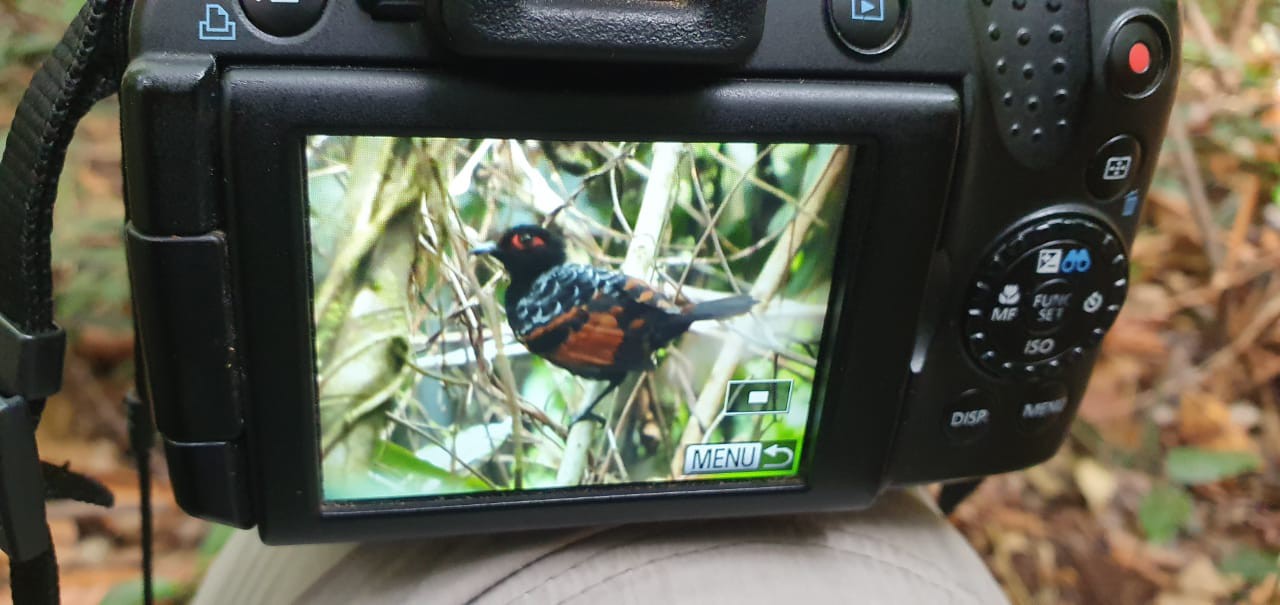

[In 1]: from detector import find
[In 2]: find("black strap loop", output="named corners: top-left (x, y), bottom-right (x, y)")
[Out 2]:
top-left (0, 1), bottom-right (134, 603)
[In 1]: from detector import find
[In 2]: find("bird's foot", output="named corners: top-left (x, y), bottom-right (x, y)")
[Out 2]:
top-left (569, 410), bottom-right (607, 427)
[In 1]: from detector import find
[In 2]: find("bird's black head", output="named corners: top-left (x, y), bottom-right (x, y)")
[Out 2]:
top-left (472, 224), bottom-right (567, 283)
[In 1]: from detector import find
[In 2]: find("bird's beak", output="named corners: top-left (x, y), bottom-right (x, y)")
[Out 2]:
top-left (471, 242), bottom-right (499, 256)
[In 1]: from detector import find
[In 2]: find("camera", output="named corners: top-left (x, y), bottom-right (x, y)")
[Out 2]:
top-left (118, 0), bottom-right (1179, 543)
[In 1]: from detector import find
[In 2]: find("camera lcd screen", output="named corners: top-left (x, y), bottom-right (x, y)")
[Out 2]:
top-left (306, 136), bottom-right (853, 503)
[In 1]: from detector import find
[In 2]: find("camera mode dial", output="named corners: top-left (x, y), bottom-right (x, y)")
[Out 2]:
top-left (965, 216), bottom-right (1128, 379)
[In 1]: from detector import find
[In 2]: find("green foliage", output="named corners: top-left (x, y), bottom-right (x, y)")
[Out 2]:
top-left (1138, 484), bottom-right (1194, 544)
top-left (99, 578), bottom-right (185, 605)
top-left (197, 524), bottom-right (235, 559)
top-left (0, 0), bottom-right (82, 70)
top-left (372, 440), bottom-right (491, 492)
top-left (1165, 447), bottom-right (1261, 485)
top-left (1220, 547), bottom-right (1280, 583)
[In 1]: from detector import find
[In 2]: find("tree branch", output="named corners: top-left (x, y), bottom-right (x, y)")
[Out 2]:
top-left (554, 142), bottom-right (683, 486)
top-left (669, 146), bottom-right (850, 474)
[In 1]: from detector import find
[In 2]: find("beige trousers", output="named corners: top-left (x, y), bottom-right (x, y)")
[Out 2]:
top-left (192, 489), bottom-right (1007, 604)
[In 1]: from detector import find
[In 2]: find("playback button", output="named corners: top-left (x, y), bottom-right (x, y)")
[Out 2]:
top-left (828, 0), bottom-right (908, 55)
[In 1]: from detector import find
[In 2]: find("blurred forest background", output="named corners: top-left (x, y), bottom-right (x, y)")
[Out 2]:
top-left (0, 1), bottom-right (1277, 603)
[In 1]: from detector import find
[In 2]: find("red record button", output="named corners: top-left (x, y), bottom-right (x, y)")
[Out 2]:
top-left (1128, 42), bottom-right (1152, 75)
top-left (1108, 20), bottom-right (1167, 97)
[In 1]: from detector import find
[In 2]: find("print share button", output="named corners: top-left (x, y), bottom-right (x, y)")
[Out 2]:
top-left (724, 379), bottom-right (794, 416)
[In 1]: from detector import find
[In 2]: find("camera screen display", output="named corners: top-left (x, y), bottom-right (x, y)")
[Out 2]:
top-left (306, 136), bottom-right (853, 503)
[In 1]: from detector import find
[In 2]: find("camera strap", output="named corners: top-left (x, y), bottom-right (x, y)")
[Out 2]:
top-left (0, 1), bottom-right (134, 603)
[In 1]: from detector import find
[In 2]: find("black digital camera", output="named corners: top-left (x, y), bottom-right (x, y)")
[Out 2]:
top-left (117, 0), bottom-right (1179, 543)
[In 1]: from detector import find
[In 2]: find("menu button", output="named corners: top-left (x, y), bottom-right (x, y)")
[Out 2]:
top-left (1017, 383), bottom-right (1070, 433)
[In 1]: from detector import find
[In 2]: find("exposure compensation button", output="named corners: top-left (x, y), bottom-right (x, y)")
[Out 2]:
top-left (965, 216), bottom-right (1128, 379)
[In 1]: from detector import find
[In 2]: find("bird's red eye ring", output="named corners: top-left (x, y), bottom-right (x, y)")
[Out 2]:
top-left (510, 234), bottom-right (526, 250)
top-left (530, 236), bottom-right (545, 248)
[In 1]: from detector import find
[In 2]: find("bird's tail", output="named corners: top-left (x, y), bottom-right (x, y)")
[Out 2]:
top-left (683, 295), bottom-right (757, 322)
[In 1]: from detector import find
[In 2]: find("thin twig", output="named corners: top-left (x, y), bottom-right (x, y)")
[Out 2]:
top-left (385, 412), bottom-right (501, 490)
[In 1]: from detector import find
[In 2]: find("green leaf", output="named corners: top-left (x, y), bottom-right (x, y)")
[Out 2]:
top-left (374, 440), bottom-right (456, 481)
top-left (99, 578), bottom-right (184, 605)
top-left (198, 524), bottom-right (235, 559)
top-left (1138, 484), bottom-right (1193, 544)
top-left (1166, 447), bottom-right (1261, 485)
top-left (373, 440), bottom-right (491, 491)
top-left (1221, 548), bottom-right (1280, 583)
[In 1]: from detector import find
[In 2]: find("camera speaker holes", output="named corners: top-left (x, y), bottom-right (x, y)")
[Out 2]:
top-left (974, 0), bottom-right (1088, 166)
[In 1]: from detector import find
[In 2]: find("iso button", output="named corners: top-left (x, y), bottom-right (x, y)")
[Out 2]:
top-left (828, 0), bottom-right (908, 55)
top-left (241, 0), bottom-right (327, 37)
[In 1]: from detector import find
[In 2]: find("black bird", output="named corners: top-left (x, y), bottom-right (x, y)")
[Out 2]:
top-left (473, 225), bottom-right (756, 425)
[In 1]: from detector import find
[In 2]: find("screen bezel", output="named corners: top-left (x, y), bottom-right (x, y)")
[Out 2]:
top-left (222, 68), bottom-right (961, 544)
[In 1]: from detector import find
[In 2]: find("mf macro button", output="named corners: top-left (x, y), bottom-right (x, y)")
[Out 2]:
top-left (1108, 19), bottom-right (1169, 97)
top-left (966, 216), bottom-right (1128, 380)
top-left (241, 0), bottom-right (327, 37)
top-left (828, 0), bottom-right (908, 55)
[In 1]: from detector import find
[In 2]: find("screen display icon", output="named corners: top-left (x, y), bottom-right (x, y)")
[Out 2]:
top-left (1103, 155), bottom-right (1134, 181)
top-left (724, 379), bottom-right (794, 416)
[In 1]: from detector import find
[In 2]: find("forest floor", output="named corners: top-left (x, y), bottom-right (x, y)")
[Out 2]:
top-left (0, 1), bottom-right (1278, 604)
